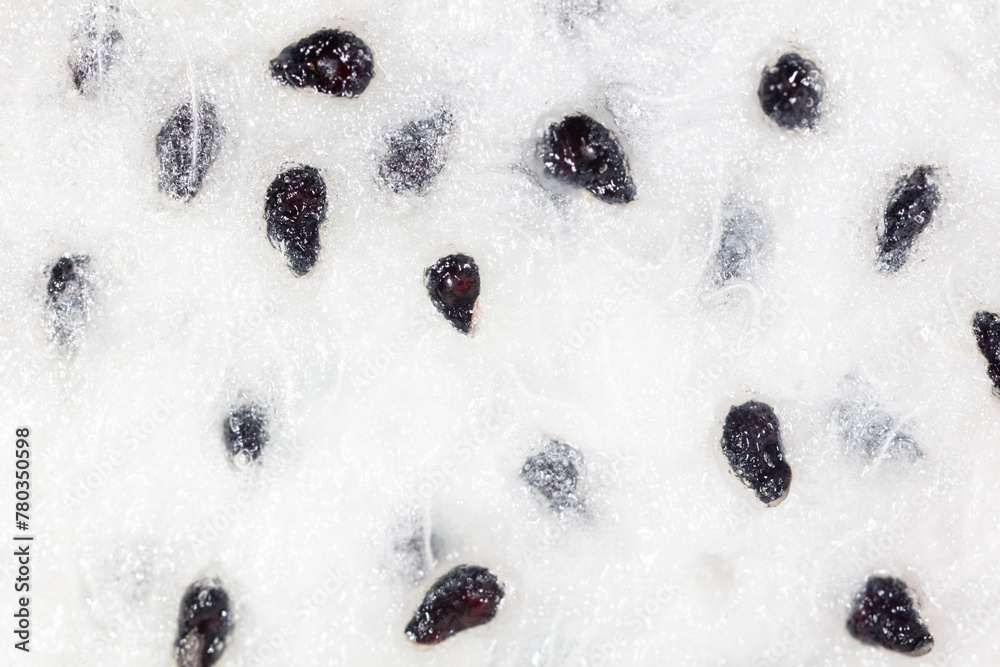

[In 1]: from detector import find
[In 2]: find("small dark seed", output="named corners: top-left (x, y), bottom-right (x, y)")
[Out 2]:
top-left (270, 29), bottom-right (374, 97)
top-left (757, 52), bottom-right (824, 130)
top-left (156, 100), bottom-right (225, 201)
top-left (47, 255), bottom-right (92, 346)
top-left (974, 311), bottom-right (1000, 394)
top-left (846, 576), bottom-right (933, 656)
top-left (176, 579), bottom-right (232, 667)
top-left (877, 166), bottom-right (941, 274)
top-left (538, 114), bottom-right (636, 204)
top-left (713, 207), bottom-right (767, 286)
top-left (521, 440), bottom-right (583, 512)
top-left (405, 565), bottom-right (504, 645)
top-left (378, 111), bottom-right (452, 195)
top-left (265, 165), bottom-right (327, 276)
top-left (424, 254), bottom-right (480, 334)
top-left (223, 404), bottom-right (268, 463)
top-left (69, 4), bottom-right (124, 94)
top-left (720, 401), bottom-right (791, 506)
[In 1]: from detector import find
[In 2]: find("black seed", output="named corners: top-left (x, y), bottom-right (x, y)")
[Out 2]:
top-left (974, 311), bottom-right (1000, 394)
top-left (539, 114), bottom-right (636, 204)
top-left (270, 29), bottom-right (374, 97)
top-left (424, 254), bottom-right (480, 334)
top-left (521, 440), bottom-right (582, 512)
top-left (835, 377), bottom-right (921, 463)
top-left (720, 401), bottom-right (792, 506)
top-left (265, 165), bottom-right (327, 276)
top-left (757, 53), bottom-right (824, 130)
top-left (47, 255), bottom-right (92, 346)
top-left (176, 580), bottom-right (232, 667)
top-left (713, 207), bottom-right (767, 286)
top-left (69, 4), bottom-right (124, 94)
top-left (378, 111), bottom-right (452, 194)
top-left (877, 166), bottom-right (941, 274)
top-left (847, 576), bottom-right (933, 656)
top-left (156, 100), bottom-right (225, 201)
top-left (405, 565), bottom-right (504, 645)
top-left (223, 404), bottom-right (268, 463)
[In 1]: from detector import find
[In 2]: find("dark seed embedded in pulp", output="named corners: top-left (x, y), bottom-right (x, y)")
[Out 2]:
top-left (223, 404), bottom-right (268, 462)
top-left (405, 565), bottom-right (504, 645)
top-left (270, 29), bottom-right (374, 97)
top-left (424, 254), bottom-right (480, 334)
top-left (877, 165), bottom-right (941, 274)
top-left (176, 580), bottom-right (232, 667)
top-left (720, 400), bottom-right (791, 506)
top-left (846, 576), bottom-right (933, 656)
top-left (713, 207), bottom-right (767, 286)
top-left (757, 53), bottom-right (824, 130)
top-left (378, 111), bottom-right (452, 194)
top-left (265, 165), bottom-right (327, 276)
top-left (539, 114), bottom-right (636, 204)
top-left (156, 100), bottom-right (225, 201)
top-left (974, 310), bottom-right (1000, 394)
top-left (521, 440), bottom-right (583, 512)
top-left (69, 4), bottom-right (124, 94)
top-left (47, 254), bottom-right (92, 346)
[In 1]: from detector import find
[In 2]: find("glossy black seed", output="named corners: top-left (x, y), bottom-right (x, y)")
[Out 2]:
top-left (270, 29), bottom-right (374, 97)
top-left (757, 53), bottom-right (824, 130)
top-left (521, 440), bottom-right (582, 512)
top-left (973, 311), bottom-right (1000, 394)
top-left (378, 111), bottom-right (452, 194)
top-left (223, 404), bottom-right (268, 462)
top-left (720, 401), bottom-right (791, 506)
top-left (847, 576), bottom-right (933, 656)
top-left (835, 377), bottom-right (921, 463)
top-left (156, 100), bottom-right (225, 201)
top-left (47, 255), bottom-right (92, 346)
top-left (176, 580), bottom-right (232, 667)
top-left (539, 114), bottom-right (636, 204)
top-left (405, 565), bottom-right (504, 645)
top-left (877, 166), bottom-right (941, 274)
top-left (424, 254), bottom-right (480, 334)
top-left (69, 4), bottom-right (124, 94)
top-left (265, 165), bottom-right (327, 276)
top-left (714, 207), bottom-right (767, 286)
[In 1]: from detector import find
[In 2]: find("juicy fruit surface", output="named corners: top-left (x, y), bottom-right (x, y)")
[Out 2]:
top-left (377, 111), bottom-right (452, 194)
top-left (7, 1), bottom-right (1000, 666)
top-left (270, 29), bottom-right (374, 97)
top-left (877, 165), bottom-right (941, 273)
top-left (846, 576), bottom-right (933, 656)
top-left (538, 114), bottom-right (636, 204)
top-left (424, 253), bottom-right (480, 333)
top-left (720, 401), bottom-right (792, 505)
top-left (265, 165), bottom-right (327, 276)
top-left (155, 100), bottom-right (225, 201)
top-left (973, 311), bottom-right (1000, 393)
top-left (521, 439), bottom-right (583, 512)
top-left (757, 52), bottom-right (824, 130)
top-left (176, 580), bottom-right (232, 667)
top-left (405, 565), bottom-right (504, 644)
